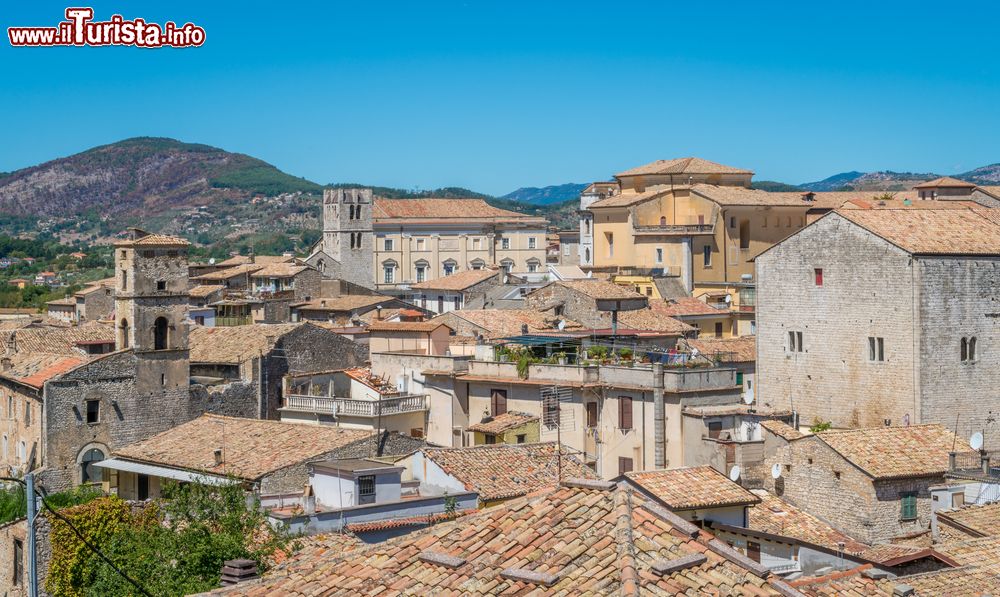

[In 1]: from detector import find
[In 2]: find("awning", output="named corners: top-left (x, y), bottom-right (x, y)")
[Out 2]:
top-left (93, 458), bottom-right (236, 486)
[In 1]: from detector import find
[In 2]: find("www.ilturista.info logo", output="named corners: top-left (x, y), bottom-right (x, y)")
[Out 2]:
top-left (8, 8), bottom-right (205, 48)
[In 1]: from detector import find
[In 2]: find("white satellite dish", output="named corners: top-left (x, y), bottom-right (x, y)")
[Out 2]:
top-left (724, 295), bottom-right (732, 304)
top-left (970, 431), bottom-right (984, 451)
top-left (557, 319), bottom-right (566, 331)
top-left (742, 388), bottom-right (754, 405)
top-left (771, 463), bottom-right (782, 479)
top-left (209, 257), bottom-right (216, 265)
top-left (728, 465), bottom-right (741, 482)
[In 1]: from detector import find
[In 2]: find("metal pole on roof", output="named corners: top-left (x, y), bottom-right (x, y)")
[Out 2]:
top-left (26, 471), bottom-right (37, 597)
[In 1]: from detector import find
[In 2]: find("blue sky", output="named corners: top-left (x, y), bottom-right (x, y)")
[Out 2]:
top-left (2, 1), bottom-right (999, 195)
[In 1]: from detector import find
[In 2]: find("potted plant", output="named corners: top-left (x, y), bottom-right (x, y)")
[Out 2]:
top-left (555, 351), bottom-right (568, 365)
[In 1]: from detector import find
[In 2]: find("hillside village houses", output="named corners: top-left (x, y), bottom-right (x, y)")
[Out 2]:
top-left (9, 168), bottom-right (1000, 594)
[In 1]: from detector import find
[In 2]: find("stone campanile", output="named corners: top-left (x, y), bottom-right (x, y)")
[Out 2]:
top-left (113, 228), bottom-right (191, 394)
top-left (322, 188), bottom-right (374, 286)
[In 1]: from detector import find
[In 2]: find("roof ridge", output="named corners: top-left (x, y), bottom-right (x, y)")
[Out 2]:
top-left (614, 483), bottom-right (641, 597)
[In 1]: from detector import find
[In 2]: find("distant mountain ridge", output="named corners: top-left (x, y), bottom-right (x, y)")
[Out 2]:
top-left (502, 183), bottom-right (589, 205)
top-left (800, 164), bottom-right (1000, 191)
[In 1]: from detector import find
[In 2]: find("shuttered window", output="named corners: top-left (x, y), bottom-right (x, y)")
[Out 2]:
top-left (490, 389), bottom-right (507, 416)
top-left (586, 402), bottom-right (598, 428)
top-left (618, 457), bottom-right (634, 476)
top-left (618, 396), bottom-right (633, 430)
top-left (900, 492), bottom-right (917, 520)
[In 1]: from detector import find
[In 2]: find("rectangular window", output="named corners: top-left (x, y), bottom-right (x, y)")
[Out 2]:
top-left (384, 238), bottom-right (394, 251)
top-left (490, 389), bottom-right (508, 416)
top-left (814, 268), bottom-right (823, 286)
top-left (416, 238), bottom-right (426, 251)
top-left (472, 238), bottom-right (481, 250)
top-left (739, 220), bottom-right (750, 250)
top-left (484, 434), bottom-right (496, 445)
top-left (703, 244), bottom-right (712, 267)
top-left (500, 238), bottom-right (510, 250)
top-left (618, 457), bottom-right (634, 476)
top-left (586, 402), bottom-right (598, 428)
top-left (714, 322), bottom-right (723, 338)
top-left (606, 232), bottom-right (614, 258)
top-left (443, 263), bottom-right (455, 276)
top-left (194, 316), bottom-right (205, 325)
top-left (900, 492), bottom-right (917, 520)
top-left (383, 266), bottom-right (395, 284)
top-left (788, 331), bottom-right (804, 353)
top-left (528, 262), bottom-right (538, 273)
top-left (736, 372), bottom-right (744, 386)
top-left (655, 248), bottom-right (663, 264)
top-left (454, 296), bottom-right (461, 310)
top-left (528, 237), bottom-right (537, 249)
top-left (86, 400), bottom-right (100, 424)
top-left (708, 421), bottom-right (723, 439)
top-left (868, 337), bottom-right (885, 362)
top-left (438, 296), bottom-right (444, 313)
top-left (142, 250), bottom-right (155, 258)
top-left (24, 403), bottom-right (29, 427)
top-left (13, 538), bottom-right (23, 586)
top-left (156, 280), bottom-right (166, 291)
top-left (516, 434), bottom-right (526, 444)
top-left (358, 475), bottom-right (376, 504)
top-left (415, 266), bottom-right (426, 283)
top-left (618, 396), bottom-right (633, 430)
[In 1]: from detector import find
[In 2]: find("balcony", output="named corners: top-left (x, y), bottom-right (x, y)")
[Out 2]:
top-left (633, 223), bottom-right (715, 236)
top-left (283, 394), bottom-right (428, 418)
top-left (215, 315), bottom-right (253, 326)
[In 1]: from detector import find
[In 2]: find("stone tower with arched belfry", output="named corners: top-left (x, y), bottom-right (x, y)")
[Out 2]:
top-left (321, 188), bottom-right (373, 287)
top-left (113, 228), bottom-right (191, 394)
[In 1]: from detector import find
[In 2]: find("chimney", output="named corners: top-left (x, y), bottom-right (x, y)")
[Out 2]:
top-left (1, 357), bottom-right (10, 372)
top-left (982, 451), bottom-right (992, 476)
top-left (219, 559), bottom-right (259, 586)
top-left (214, 448), bottom-right (224, 466)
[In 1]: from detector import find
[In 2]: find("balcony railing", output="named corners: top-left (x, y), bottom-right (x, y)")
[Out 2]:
top-left (216, 315), bottom-right (252, 326)
top-left (634, 223), bottom-right (715, 235)
top-left (284, 394), bottom-right (428, 418)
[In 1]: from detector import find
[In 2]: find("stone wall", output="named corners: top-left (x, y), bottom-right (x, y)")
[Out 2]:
top-left (523, 284), bottom-right (609, 328)
top-left (756, 213), bottom-right (917, 429)
top-left (0, 518), bottom-right (27, 596)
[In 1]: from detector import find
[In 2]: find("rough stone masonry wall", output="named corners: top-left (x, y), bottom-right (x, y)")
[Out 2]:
top-left (765, 436), bottom-right (936, 545)
top-left (756, 213), bottom-right (917, 429)
top-left (916, 256), bottom-right (1000, 449)
top-left (523, 285), bottom-right (608, 329)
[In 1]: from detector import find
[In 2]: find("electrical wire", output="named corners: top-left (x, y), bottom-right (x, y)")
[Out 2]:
top-left (1, 476), bottom-right (153, 597)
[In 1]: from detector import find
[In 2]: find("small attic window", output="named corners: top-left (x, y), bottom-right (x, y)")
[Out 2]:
top-left (156, 281), bottom-right (167, 291)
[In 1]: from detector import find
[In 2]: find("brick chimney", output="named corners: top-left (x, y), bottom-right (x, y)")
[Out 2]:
top-left (219, 559), bottom-right (258, 586)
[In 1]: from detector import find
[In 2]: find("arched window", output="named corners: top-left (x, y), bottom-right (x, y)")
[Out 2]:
top-left (119, 318), bottom-right (130, 350)
top-left (443, 259), bottom-right (458, 276)
top-left (585, 248), bottom-right (591, 263)
top-left (970, 337), bottom-right (977, 361)
top-left (316, 258), bottom-right (326, 273)
top-left (80, 448), bottom-right (105, 484)
top-left (154, 317), bottom-right (168, 350)
top-left (961, 337), bottom-right (968, 361)
top-left (962, 337), bottom-right (977, 362)
top-left (349, 205), bottom-right (356, 220)
top-left (659, 216), bottom-right (667, 226)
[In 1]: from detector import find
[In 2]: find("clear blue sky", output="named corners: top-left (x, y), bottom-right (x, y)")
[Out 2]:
top-left (2, 1), bottom-right (999, 195)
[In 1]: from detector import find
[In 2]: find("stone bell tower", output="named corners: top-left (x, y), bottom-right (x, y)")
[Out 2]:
top-left (322, 188), bottom-right (374, 287)
top-left (113, 229), bottom-right (190, 394)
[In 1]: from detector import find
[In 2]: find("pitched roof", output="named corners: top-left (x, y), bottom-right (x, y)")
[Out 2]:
top-left (114, 414), bottom-right (370, 482)
top-left (625, 466), bottom-right (761, 510)
top-left (0, 321), bottom-right (114, 357)
top-left (192, 264), bottom-right (264, 281)
top-left (748, 490), bottom-right (869, 555)
top-left (419, 443), bottom-right (597, 501)
top-left (45, 297), bottom-right (76, 307)
top-left (291, 295), bottom-right (386, 312)
top-left (442, 309), bottom-right (580, 339)
top-left (248, 262), bottom-right (312, 278)
top-left (466, 411), bottom-right (539, 435)
top-left (409, 268), bottom-right (499, 291)
top-left (835, 208), bottom-right (1000, 255)
top-left (977, 185), bottom-right (1000, 199)
top-left (188, 323), bottom-right (304, 364)
top-left (693, 184), bottom-right (917, 209)
top-left (816, 424), bottom-right (970, 480)
top-left (655, 296), bottom-right (725, 317)
top-left (616, 157), bottom-right (754, 177)
top-left (365, 320), bottom-right (448, 333)
top-left (913, 176), bottom-right (977, 189)
top-left (685, 336), bottom-right (757, 363)
top-left (935, 535), bottom-right (1000, 569)
top-left (793, 563), bottom-right (1000, 597)
top-left (0, 353), bottom-right (86, 389)
top-left (212, 482), bottom-right (795, 596)
top-left (936, 502), bottom-right (1000, 538)
top-left (617, 307), bottom-right (695, 335)
top-left (114, 232), bottom-right (190, 247)
top-left (216, 255), bottom-right (294, 267)
top-left (553, 279), bottom-right (648, 300)
top-left (588, 187), bottom-right (672, 209)
top-left (373, 198), bottom-right (537, 221)
top-left (760, 419), bottom-right (806, 441)
top-left (188, 284), bottom-right (225, 298)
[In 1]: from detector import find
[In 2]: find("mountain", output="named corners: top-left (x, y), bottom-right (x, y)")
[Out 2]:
top-left (502, 183), bottom-right (588, 205)
top-left (957, 164), bottom-right (1000, 184)
top-left (799, 171), bottom-right (866, 191)
top-left (750, 180), bottom-right (802, 192)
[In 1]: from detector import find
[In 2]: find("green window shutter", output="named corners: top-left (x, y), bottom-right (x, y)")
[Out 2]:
top-left (736, 372), bottom-right (744, 385)
top-left (901, 493), bottom-right (917, 519)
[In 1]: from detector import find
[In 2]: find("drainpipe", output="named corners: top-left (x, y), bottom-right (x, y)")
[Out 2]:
top-left (653, 362), bottom-right (665, 468)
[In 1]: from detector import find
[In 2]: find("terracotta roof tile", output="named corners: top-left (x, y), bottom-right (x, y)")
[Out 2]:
top-left (589, 187), bottom-right (672, 209)
top-left (618, 306), bottom-right (694, 334)
top-left (192, 264), bottom-right (264, 281)
top-left (654, 296), bottom-right (724, 317)
top-left (0, 321), bottom-right (114, 357)
top-left (748, 490), bottom-right (868, 554)
top-left (420, 442), bottom-right (597, 501)
top-left (291, 296), bottom-right (386, 312)
top-left (366, 320), bottom-right (449, 333)
top-left (626, 466), bottom-right (761, 510)
top-left (835, 208), bottom-right (1000, 255)
top-left (210, 483), bottom-right (793, 596)
top-left (913, 176), bottom-right (977, 189)
top-left (409, 268), bottom-right (500, 291)
top-left (0, 353), bottom-right (85, 389)
top-left (216, 255), bottom-right (294, 267)
top-left (936, 535), bottom-right (1000, 569)
top-left (248, 263), bottom-right (312, 278)
top-left (466, 411), bottom-right (538, 435)
top-left (115, 414), bottom-right (370, 481)
top-left (188, 284), bottom-right (225, 298)
top-left (693, 184), bottom-right (917, 209)
top-left (616, 157), bottom-right (754, 177)
top-left (554, 279), bottom-right (648, 300)
top-left (685, 336), bottom-right (757, 363)
top-left (373, 198), bottom-right (539, 222)
top-left (441, 309), bottom-right (581, 339)
top-left (936, 502), bottom-right (1000, 538)
top-left (816, 424), bottom-right (971, 480)
top-left (188, 323), bottom-right (304, 364)
top-left (760, 419), bottom-right (805, 440)
top-left (114, 232), bottom-right (190, 247)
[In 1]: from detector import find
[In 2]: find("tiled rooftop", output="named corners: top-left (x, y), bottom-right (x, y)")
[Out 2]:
top-left (420, 443), bottom-right (597, 501)
top-left (913, 176), bottom-right (977, 189)
top-left (192, 264), bottom-right (265, 281)
top-left (692, 184), bottom-right (916, 209)
top-left (248, 262), bottom-right (312, 278)
top-left (747, 490), bottom-right (868, 555)
top-left (409, 267), bottom-right (500, 291)
top-left (553, 279), bottom-right (648, 300)
top-left (816, 424), bottom-right (972, 480)
top-left (115, 414), bottom-right (370, 481)
top-left (0, 321), bottom-right (114, 357)
top-left (365, 320), bottom-right (448, 333)
top-left (588, 187), bottom-right (672, 209)
top-left (442, 309), bottom-right (580, 339)
top-left (216, 255), bottom-right (294, 267)
top-left (373, 198), bottom-right (540, 222)
top-left (210, 482), bottom-right (797, 596)
top-left (835, 207), bottom-right (1000, 255)
top-left (759, 419), bottom-right (806, 441)
top-left (188, 323), bottom-right (304, 364)
top-left (466, 411), bottom-right (539, 435)
top-left (292, 295), bottom-right (386, 312)
top-left (626, 466), bottom-right (761, 510)
top-left (188, 284), bottom-right (225, 298)
top-left (936, 501), bottom-right (1000, 538)
top-left (654, 296), bottom-right (723, 317)
top-left (616, 157), bottom-right (754, 177)
top-left (0, 353), bottom-right (85, 389)
top-left (685, 335), bottom-right (757, 363)
top-left (617, 306), bottom-right (695, 335)
top-left (114, 232), bottom-right (190, 247)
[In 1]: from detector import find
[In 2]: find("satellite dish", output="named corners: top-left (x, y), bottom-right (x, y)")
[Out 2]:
top-left (728, 465), bottom-right (741, 482)
top-left (557, 319), bottom-right (566, 331)
top-left (970, 431), bottom-right (984, 451)
top-left (724, 295), bottom-right (732, 304)
top-left (742, 388), bottom-right (754, 405)
top-left (771, 463), bottom-right (782, 479)
top-left (209, 257), bottom-right (216, 265)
